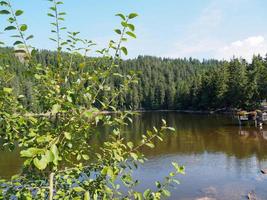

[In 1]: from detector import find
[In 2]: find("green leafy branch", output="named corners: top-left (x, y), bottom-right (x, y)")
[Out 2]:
top-left (0, 0), bottom-right (34, 59)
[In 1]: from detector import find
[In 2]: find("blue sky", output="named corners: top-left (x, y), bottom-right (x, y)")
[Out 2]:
top-left (1, 0), bottom-right (267, 60)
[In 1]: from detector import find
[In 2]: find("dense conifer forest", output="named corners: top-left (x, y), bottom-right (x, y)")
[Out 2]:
top-left (1, 47), bottom-right (267, 111)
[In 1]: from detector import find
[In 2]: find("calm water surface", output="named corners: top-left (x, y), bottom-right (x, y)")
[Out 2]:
top-left (1, 112), bottom-right (267, 200)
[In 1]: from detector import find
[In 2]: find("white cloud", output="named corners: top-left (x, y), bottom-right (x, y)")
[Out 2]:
top-left (162, 0), bottom-right (267, 61)
top-left (163, 0), bottom-right (224, 58)
top-left (216, 36), bottom-right (267, 61)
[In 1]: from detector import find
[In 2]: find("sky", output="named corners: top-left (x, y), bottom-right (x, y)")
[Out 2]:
top-left (1, 0), bottom-right (267, 61)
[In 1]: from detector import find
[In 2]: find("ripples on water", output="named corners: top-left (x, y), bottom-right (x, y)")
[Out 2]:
top-left (1, 112), bottom-right (267, 199)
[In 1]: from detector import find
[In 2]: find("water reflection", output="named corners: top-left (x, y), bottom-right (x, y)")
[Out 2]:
top-left (1, 112), bottom-right (267, 199)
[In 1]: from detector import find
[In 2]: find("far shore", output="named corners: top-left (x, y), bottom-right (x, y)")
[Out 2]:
top-left (131, 109), bottom-right (235, 115)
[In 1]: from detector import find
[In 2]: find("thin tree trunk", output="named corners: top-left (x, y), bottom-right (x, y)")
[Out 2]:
top-left (49, 172), bottom-right (55, 200)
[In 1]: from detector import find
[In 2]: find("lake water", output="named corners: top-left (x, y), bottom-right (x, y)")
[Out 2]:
top-left (1, 112), bottom-right (267, 200)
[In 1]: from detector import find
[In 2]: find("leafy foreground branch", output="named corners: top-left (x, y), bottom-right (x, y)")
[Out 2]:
top-left (0, 0), bottom-right (184, 199)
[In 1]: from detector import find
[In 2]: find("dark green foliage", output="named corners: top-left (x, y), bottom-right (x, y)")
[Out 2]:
top-left (2, 49), bottom-right (266, 111)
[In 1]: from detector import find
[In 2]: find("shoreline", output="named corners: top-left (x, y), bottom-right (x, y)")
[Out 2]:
top-left (131, 109), bottom-right (235, 115)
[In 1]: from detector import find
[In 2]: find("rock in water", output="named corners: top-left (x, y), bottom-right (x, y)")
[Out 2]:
top-left (247, 191), bottom-right (256, 200)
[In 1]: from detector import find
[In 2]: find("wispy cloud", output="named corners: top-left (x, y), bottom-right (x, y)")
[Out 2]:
top-left (215, 36), bottom-right (267, 61)
top-left (163, 0), bottom-right (267, 61)
top-left (163, 1), bottom-right (224, 58)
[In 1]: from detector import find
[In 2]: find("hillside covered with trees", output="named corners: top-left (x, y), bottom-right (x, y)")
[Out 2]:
top-left (1, 47), bottom-right (267, 111)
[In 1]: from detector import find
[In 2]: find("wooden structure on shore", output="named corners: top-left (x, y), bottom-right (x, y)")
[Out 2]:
top-left (237, 110), bottom-right (267, 127)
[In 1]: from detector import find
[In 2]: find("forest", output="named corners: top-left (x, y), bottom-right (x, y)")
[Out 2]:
top-left (1, 47), bottom-right (267, 111)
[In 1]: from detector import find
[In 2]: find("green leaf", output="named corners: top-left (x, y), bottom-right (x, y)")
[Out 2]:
top-left (26, 35), bottom-right (34, 40)
top-left (51, 144), bottom-right (59, 165)
top-left (127, 24), bottom-right (135, 31)
top-left (47, 13), bottom-right (55, 17)
top-left (64, 132), bottom-right (71, 140)
top-left (73, 187), bottom-right (85, 192)
top-left (20, 148), bottom-right (44, 158)
top-left (20, 24), bottom-right (28, 32)
top-left (13, 40), bottom-right (23, 46)
top-left (121, 47), bottom-right (128, 55)
top-left (146, 143), bottom-right (155, 148)
top-left (8, 17), bottom-right (15, 23)
top-left (127, 142), bottom-right (134, 149)
top-left (11, 174), bottom-right (20, 181)
top-left (45, 150), bottom-right (54, 163)
top-left (162, 189), bottom-right (171, 197)
top-left (10, 34), bottom-right (20, 38)
top-left (15, 10), bottom-right (23, 16)
top-left (49, 6), bottom-right (56, 11)
top-left (172, 179), bottom-right (180, 185)
top-left (0, 10), bottom-right (10, 15)
top-left (128, 13), bottom-right (138, 19)
top-left (167, 127), bottom-right (175, 131)
top-left (3, 87), bottom-right (12, 94)
top-left (130, 152), bottom-right (138, 160)
top-left (77, 154), bottom-right (81, 161)
top-left (51, 104), bottom-right (61, 115)
top-left (126, 31), bottom-right (136, 38)
top-left (143, 189), bottom-right (151, 198)
top-left (82, 154), bottom-right (89, 161)
top-left (0, 1), bottom-right (8, 6)
top-left (84, 191), bottom-right (90, 200)
top-left (116, 13), bottom-right (126, 20)
top-left (49, 38), bottom-right (57, 42)
top-left (134, 192), bottom-right (142, 200)
top-left (121, 21), bottom-right (128, 27)
top-left (33, 156), bottom-right (48, 170)
top-left (114, 29), bottom-right (121, 35)
top-left (155, 181), bottom-right (161, 188)
top-left (58, 12), bottom-right (66, 15)
top-left (4, 26), bottom-right (16, 31)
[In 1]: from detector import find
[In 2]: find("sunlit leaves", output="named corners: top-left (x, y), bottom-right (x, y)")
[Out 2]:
top-left (3, 87), bottom-right (12, 94)
top-left (121, 46), bottom-right (128, 55)
top-left (0, 2), bottom-right (182, 198)
top-left (127, 23), bottom-right (135, 31)
top-left (51, 144), bottom-right (59, 165)
top-left (126, 31), bottom-right (136, 38)
top-left (115, 13), bottom-right (126, 20)
top-left (51, 103), bottom-right (61, 115)
top-left (19, 24), bottom-right (27, 31)
top-left (15, 10), bottom-right (23, 16)
top-left (172, 162), bottom-right (185, 175)
top-left (114, 29), bottom-right (121, 35)
top-left (33, 156), bottom-right (48, 170)
top-left (128, 13), bottom-right (138, 19)
top-left (20, 148), bottom-right (44, 158)
top-left (73, 187), bottom-right (85, 192)
top-left (64, 132), bottom-right (71, 140)
top-left (1, 1), bottom-right (33, 59)
top-left (47, 0), bottom-right (66, 54)
top-left (84, 191), bottom-right (90, 200)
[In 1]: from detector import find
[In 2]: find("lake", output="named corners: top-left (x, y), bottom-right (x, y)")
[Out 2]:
top-left (1, 112), bottom-right (267, 200)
